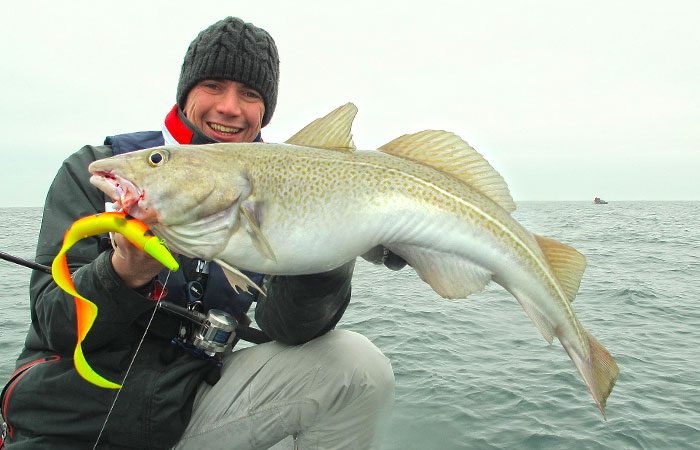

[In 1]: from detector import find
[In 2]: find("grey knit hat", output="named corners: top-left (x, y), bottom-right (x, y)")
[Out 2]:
top-left (177, 17), bottom-right (280, 127)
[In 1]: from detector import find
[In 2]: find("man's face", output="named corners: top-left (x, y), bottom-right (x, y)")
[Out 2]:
top-left (183, 79), bottom-right (265, 143)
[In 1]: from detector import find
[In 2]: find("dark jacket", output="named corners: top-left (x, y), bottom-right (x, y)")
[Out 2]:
top-left (1, 140), bottom-right (354, 449)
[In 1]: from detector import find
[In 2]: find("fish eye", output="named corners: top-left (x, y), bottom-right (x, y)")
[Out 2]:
top-left (148, 151), bottom-right (166, 167)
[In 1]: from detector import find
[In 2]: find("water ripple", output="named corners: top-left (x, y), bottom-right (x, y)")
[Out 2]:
top-left (2, 204), bottom-right (700, 449)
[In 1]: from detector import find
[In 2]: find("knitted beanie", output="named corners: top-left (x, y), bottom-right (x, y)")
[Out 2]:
top-left (176, 17), bottom-right (280, 127)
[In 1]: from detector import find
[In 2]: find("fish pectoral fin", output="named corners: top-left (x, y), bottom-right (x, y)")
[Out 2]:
top-left (378, 130), bottom-right (516, 213)
top-left (215, 259), bottom-right (265, 296)
top-left (284, 103), bottom-right (357, 152)
top-left (389, 244), bottom-right (492, 299)
top-left (534, 234), bottom-right (587, 303)
top-left (240, 201), bottom-right (277, 262)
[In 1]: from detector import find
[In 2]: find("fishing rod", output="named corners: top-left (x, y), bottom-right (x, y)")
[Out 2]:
top-left (0, 250), bottom-right (51, 274)
top-left (0, 249), bottom-right (271, 346)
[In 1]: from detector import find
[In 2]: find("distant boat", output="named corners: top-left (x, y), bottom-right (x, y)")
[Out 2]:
top-left (593, 197), bottom-right (608, 204)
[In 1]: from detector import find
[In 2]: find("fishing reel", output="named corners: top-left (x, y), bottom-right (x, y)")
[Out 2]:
top-left (156, 301), bottom-right (237, 386)
top-left (156, 300), bottom-right (270, 385)
top-left (192, 309), bottom-right (238, 356)
top-left (157, 301), bottom-right (238, 357)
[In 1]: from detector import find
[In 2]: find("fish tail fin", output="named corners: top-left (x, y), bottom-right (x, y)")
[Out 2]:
top-left (562, 329), bottom-right (619, 417)
top-left (585, 331), bottom-right (619, 417)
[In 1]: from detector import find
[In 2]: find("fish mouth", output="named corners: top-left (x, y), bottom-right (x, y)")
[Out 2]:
top-left (89, 171), bottom-right (153, 221)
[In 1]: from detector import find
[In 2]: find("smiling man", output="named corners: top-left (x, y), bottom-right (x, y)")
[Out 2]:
top-left (182, 79), bottom-right (265, 142)
top-left (1, 17), bottom-right (395, 450)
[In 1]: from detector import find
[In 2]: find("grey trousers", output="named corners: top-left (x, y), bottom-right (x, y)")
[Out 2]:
top-left (173, 330), bottom-right (395, 450)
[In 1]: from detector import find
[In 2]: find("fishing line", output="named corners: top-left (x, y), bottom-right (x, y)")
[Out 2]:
top-left (93, 270), bottom-right (173, 449)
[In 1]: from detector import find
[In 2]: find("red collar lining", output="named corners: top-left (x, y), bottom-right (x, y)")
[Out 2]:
top-left (164, 105), bottom-right (193, 144)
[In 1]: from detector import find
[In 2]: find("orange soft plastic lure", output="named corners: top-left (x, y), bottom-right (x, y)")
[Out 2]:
top-left (51, 212), bottom-right (179, 389)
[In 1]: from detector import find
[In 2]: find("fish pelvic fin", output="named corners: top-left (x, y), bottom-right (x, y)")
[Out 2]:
top-left (534, 234), bottom-right (587, 303)
top-left (285, 103), bottom-right (357, 152)
top-left (215, 259), bottom-right (266, 296)
top-left (378, 130), bottom-right (516, 213)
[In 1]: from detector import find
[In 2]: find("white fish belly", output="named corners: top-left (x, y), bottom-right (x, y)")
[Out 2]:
top-left (217, 209), bottom-right (381, 275)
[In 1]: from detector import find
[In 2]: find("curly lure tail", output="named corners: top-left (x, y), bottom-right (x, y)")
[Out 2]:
top-left (51, 212), bottom-right (179, 389)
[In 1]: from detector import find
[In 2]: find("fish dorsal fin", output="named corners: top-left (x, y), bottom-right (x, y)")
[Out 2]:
top-left (534, 234), bottom-right (587, 303)
top-left (378, 130), bottom-right (516, 213)
top-left (284, 103), bottom-right (357, 152)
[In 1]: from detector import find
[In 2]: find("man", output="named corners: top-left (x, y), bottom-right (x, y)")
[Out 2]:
top-left (1, 17), bottom-right (395, 449)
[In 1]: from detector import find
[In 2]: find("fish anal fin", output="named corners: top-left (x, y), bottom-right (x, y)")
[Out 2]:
top-left (390, 244), bottom-right (492, 299)
top-left (534, 234), bottom-right (587, 303)
top-left (285, 103), bottom-right (357, 152)
top-left (215, 259), bottom-right (265, 296)
top-left (378, 130), bottom-right (516, 213)
top-left (240, 200), bottom-right (277, 262)
top-left (512, 290), bottom-right (556, 344)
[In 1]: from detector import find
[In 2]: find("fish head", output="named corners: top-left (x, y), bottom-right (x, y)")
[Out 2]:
top-left (88, 145), bottom-right (251, 256)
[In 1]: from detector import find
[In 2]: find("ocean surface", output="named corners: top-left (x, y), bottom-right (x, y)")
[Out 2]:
top-left (1, 203), bottom-right (699, 449)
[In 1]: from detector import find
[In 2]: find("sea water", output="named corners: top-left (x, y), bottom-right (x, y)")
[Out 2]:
top-left (1, 203), bottom-right (699, 449)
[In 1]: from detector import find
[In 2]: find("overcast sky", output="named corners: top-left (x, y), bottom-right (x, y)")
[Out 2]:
top-left (0, 0), bottom-right (697, 206)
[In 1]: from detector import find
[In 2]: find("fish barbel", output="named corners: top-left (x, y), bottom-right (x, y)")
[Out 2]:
top-left (89, 103), bottom-right (618, 414)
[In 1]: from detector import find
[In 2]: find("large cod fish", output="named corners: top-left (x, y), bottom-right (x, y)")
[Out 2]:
top-left (89, 103), bottom-right (618, 415)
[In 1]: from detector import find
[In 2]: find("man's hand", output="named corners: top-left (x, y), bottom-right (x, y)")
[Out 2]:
top-left (110, 233), bottom-right (166, 289)
top-left (361, 246), bottom-right (408, 271)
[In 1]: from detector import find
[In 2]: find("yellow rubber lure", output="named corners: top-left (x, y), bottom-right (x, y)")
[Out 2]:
top-left (51, 212), bottom-right (179, 389)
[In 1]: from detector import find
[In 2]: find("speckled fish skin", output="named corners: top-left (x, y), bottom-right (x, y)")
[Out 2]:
top-left (91, 142), bottom-right (528, 276)
top-left (88, 104), bottom-right (618, 416)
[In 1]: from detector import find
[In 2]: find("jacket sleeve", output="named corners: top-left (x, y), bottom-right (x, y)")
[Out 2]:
top-left (28, 145), bottom-right (156, 354)
top-left (254, 259), bottom-right (355, 345)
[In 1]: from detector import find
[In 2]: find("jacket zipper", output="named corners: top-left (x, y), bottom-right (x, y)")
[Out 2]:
top-left (1, 355), bottom-right (61, 441)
